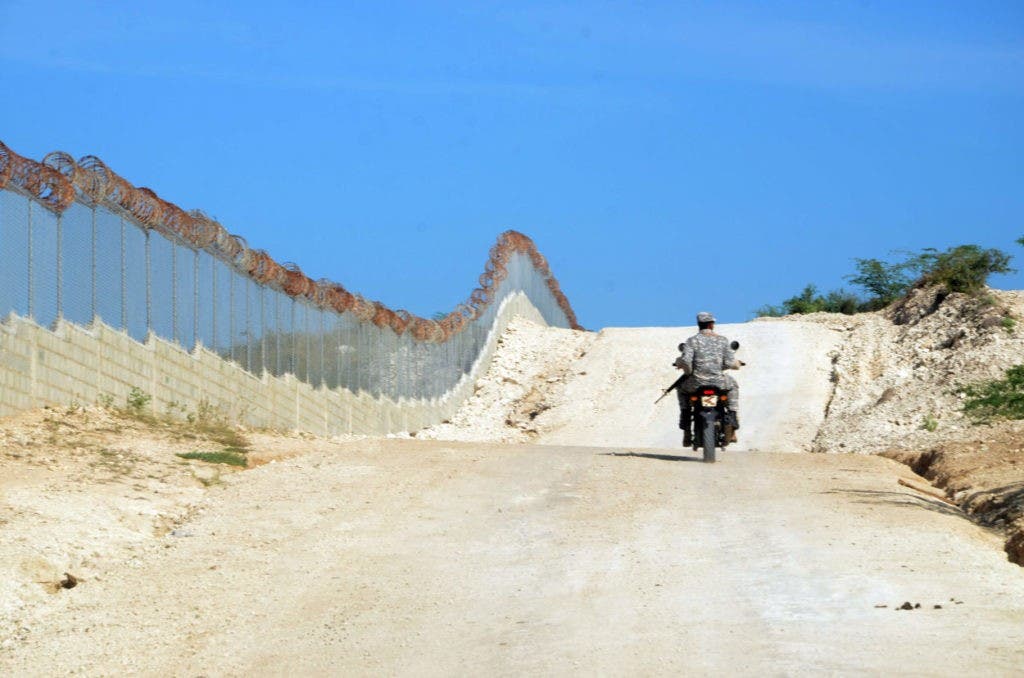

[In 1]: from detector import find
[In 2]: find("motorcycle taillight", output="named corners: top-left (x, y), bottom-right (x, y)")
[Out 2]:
top-left (702, 389), bottom-right (715, 395)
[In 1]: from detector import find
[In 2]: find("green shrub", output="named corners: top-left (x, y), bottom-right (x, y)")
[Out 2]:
top-left (1003, 316), bottom-right (1017, 333)
top-left (908, 245), bottom-right (1014, 295)
top-left (126, 387), bottom-right (152, 414)
top-left (176, 450), bottom-right (248, 467)
top-left (963, 365), bottom-right (1024, 421)
top-left (755, 285), bottom-right (863, 317)
top-left (921, 414), bottom-right (939, 432)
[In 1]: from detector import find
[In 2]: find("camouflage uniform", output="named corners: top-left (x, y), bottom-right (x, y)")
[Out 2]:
top-left (674, 329), bottom-right (740, 428)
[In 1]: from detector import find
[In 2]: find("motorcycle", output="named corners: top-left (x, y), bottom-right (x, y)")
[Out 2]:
top-left (656, 340), bottom-right (741, 463)
top-left (686, 384), bottom-right (736, 463)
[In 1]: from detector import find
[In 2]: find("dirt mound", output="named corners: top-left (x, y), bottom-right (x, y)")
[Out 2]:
top-left (414, 318), bottom-right (594, 443)
top-left (808, 288), bottom-right (1024, 453)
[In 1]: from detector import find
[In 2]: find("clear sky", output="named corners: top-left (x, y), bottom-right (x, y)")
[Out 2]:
top-left (1, 1), bottom-right (1022, 328)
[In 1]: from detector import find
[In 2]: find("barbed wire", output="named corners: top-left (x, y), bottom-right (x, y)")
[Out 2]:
top-left (0, 139), bottom-right (582, 338)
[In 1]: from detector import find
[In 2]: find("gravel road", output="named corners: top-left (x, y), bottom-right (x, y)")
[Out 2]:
top-left (5, 439), bottom-right (1023, 676)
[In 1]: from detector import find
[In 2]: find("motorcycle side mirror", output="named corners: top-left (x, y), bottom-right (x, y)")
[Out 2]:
top-left (730, 341), bottom-right (740, 350)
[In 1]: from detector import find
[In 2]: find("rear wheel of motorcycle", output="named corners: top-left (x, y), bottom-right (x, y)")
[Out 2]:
top-left (702, 417), bottom-right (716, 463)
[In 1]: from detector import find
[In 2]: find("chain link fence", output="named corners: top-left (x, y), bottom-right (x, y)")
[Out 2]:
top-left (0, 180), bottom-right (575, 403)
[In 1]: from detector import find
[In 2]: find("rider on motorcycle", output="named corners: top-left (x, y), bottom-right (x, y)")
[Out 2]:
top-left (674, 311), bottom-right (741, 446)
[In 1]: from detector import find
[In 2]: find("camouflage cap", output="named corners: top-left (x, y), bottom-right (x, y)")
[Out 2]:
top-left (696, 311), bottom-right (716, 323)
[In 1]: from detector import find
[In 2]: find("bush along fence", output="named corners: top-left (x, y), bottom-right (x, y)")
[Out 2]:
top-left (0, 140), bottom-right (580, 430)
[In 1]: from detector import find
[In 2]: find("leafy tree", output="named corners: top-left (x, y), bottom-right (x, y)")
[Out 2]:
top-left (846, 258), bottom-right (912, 309)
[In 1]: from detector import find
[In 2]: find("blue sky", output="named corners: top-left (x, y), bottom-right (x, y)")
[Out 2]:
top-left (1, 1), bottom-right (1021, 328)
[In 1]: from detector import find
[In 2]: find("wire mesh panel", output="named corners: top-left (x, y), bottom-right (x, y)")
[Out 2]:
top-left (0, 190), bottom-right (31, 318)
top-left (321, 311), bottom-right (338, 389)
top-left (30, 203), bottom-right (60, 328)
top-left (124, 219), bottom-right (148, 340)
top-left (175, 246), bottom-right (197, 349)
top-left (94, 208), bottom-right (123, 329)
top-left (381, 328), bottom-right (397, 399)
top-left (336, 313), bottom-right (357, 391)
top-left (293, 301), bottom-right (309, 383)
top-left (196, 250), bottom-right (216, 349)
top-left (280, 293), bottom-right (296, 377)
top-left (246, 278), bottom-right (261, 374)
top-left (230, 269), bottom-right (248, 368)
top-left (308, 307), bottom-right (324, 387)
top-left (149, 231), bottom-right (175, 343)
top-left (60, 201), bottom-right (93, 326)
top-left (213, 258), bottom-right (233, 360)
top-left (252, 283), bottom-right (265, 375)
top-left (263, 288), bottom-right (281, 377)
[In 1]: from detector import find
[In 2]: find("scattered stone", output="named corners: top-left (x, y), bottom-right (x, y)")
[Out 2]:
top-left (60, 572), bottom-right (78, 590)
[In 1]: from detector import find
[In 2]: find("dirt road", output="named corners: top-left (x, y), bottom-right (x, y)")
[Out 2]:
top-left (5, 439), bottom-right (1023, 676)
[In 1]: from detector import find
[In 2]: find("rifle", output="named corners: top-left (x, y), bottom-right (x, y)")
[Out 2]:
top-left (654, 373), bottom-right (687, 405)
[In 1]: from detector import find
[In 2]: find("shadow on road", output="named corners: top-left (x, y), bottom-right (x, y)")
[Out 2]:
top-left (823, 488), bottom-right (965, 519)
top-left (602, 451), bottom-right (706, 463)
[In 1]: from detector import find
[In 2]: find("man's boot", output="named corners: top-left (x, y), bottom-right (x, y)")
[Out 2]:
top-left (680, 407), bottom-right (692, 447)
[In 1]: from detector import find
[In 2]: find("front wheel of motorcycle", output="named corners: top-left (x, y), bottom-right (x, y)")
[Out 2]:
top-left (702, 416), bottom-right (716, 463)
